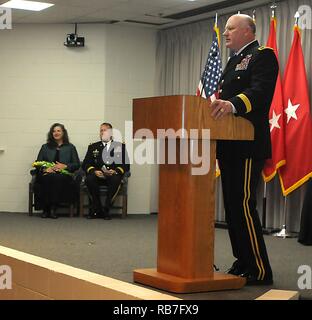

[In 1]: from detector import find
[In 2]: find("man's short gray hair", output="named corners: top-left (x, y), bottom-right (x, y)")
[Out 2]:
top-left (248, 18), bottom-right (256, 34)
top-left (234, 14), bottom-right (256, 34)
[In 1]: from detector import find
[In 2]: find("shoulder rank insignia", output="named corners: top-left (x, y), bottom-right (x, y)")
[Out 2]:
top-left (258, 46), bottom-right (273, 51)
top-left (235, 54), bottom-right (252, 71)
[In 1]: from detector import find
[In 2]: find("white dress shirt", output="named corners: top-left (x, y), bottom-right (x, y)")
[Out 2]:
top-left (102, 140), bottom-right (112, 150)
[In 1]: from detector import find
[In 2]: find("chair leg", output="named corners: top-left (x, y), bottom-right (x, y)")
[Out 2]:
top-left (69, 204), bottom-right (74, 218)
top-left (29, 184), bottom-right (33, 216)
top-left (79, 191), bottom-right (84, 217)
top-left (76, 199), bottom-right (80, 217)
top-left (122, 194), bottom-right (127, 219)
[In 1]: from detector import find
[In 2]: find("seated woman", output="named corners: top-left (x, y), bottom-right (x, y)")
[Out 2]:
top-left (33, 123), bottom-right (80, 219)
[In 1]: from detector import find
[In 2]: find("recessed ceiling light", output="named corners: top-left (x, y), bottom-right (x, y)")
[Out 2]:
top-left (0, 0), bottom-right (54, 11)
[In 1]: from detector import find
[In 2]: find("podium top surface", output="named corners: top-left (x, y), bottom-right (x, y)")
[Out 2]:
top-left (133, 95), bottom-right (254, 141)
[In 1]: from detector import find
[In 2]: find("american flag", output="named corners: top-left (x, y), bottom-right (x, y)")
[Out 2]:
top-left (196, 25), bottom-right (222, 100)
top-left (197, 23), bottom-right (223, 178)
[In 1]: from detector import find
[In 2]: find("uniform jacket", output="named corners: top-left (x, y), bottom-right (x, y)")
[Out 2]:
top-left (82, 140), bottom-right (130, 175)
top-left (217, 40), bottom-right (279, 160)
top-left (36, 143), bottom-right (80, 172)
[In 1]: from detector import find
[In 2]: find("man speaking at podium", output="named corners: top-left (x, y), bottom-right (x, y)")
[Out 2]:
top-left (210, 14), bottom-right (278, 285)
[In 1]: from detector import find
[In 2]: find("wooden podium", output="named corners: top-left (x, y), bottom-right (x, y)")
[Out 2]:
top-left (132, 95), bottom-right (254, 293)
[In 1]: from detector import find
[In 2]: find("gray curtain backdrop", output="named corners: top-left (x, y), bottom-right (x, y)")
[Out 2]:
top-left (155, 0), bottom-right (312, 232)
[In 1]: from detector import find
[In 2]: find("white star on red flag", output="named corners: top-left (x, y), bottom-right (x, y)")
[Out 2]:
top-left (285, 99), bottom-right (300, 123)
top-left (269, 110), bottom-right (281, 132)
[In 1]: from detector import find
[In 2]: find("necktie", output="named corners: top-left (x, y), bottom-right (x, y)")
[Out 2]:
top-left (103, 143), bottom-right (109, 157)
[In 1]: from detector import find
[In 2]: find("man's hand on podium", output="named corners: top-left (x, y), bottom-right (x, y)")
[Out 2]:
top-left (211, 99), bottom-right (234, 120)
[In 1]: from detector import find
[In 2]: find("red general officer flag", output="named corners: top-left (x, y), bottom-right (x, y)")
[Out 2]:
top-left (279, 24), bottom-right (312, 195)
top-left (263, 17), bottom-right (286, 182)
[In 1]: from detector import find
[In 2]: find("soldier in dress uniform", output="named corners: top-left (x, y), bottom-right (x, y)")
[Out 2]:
top-left (210, 14), bottom-right (279, 285)
top-left (82, 123), bottom-right (130, 220)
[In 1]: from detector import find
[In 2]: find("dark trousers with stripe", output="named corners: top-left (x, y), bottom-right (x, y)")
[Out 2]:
top-left (85, 174), bottom-right (122, 214)
top-left (219, 158), bottom-right (272, 280)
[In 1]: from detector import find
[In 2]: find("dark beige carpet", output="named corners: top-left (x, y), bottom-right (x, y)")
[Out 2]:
top-left (0, 212), bottom-right (311, 300)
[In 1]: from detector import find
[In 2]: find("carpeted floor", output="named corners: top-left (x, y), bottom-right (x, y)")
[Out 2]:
top-left (0, 212), bottom-right (311, 300)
